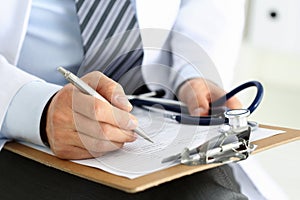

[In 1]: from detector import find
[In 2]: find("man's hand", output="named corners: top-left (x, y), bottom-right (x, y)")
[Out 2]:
top-left (177, 78), bottom-right (242, 116)
top-left (46, 71), bottom-right (137, 159)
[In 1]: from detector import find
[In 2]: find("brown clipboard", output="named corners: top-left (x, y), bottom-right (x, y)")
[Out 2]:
top-left (4, 124), bottom-right (300, 193)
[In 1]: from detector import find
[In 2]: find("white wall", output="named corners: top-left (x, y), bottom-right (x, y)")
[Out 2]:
top-left (231, 1), bottom-right (300, 198)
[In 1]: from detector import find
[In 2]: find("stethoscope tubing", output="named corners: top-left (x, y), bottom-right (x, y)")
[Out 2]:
top-left (212, 80), bottom-right (264, 114)
top-left (129, 81), bottom-right (264, 125)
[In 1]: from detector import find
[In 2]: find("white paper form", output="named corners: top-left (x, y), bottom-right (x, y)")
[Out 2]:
top-left (74, 107), bottom-right (221, 178)
top-left (73, 108), bottom-right (284, 179)
top-left (20, 107), bottom-right (284, 179)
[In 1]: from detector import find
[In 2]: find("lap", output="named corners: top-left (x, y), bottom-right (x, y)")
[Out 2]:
top-left (0, 149), bottom-right (248, 200)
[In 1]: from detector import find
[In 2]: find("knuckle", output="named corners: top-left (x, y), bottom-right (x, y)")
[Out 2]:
top-left (94, 101), bottom-right (110, 121)
top-left (109, 82), bottom-right (119, 92)
top-left (92, 70), bottom-right (103, 77)
top-left (94, 101), bottom-right (102, 115)
top-left (99, 124), bottom-right (111, 139)
top-left (83, 71), bottom-right (103, 79)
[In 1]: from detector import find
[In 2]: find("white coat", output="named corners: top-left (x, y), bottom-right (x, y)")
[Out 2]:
top-left (0, 0), bottom-right (245, 136)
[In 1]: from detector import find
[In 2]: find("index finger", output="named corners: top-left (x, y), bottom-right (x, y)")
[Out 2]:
top-left (81, 71), bottom-right (132, 112)
top-left (72, 90), bottom-right (138, 131)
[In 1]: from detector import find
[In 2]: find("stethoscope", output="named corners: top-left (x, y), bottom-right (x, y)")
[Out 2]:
top-left (128, 81), bottom-right (264, 126)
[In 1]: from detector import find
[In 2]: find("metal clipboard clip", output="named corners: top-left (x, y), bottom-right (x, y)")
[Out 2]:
top-left (162, 109), bottom-right (256, 166)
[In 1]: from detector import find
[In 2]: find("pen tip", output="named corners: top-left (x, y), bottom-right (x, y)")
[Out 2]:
top-left (148, 138), bottom-right (154, 143)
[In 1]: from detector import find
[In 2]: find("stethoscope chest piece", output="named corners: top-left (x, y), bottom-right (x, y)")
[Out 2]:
top-left (225, 109), bottom-right (250, 132)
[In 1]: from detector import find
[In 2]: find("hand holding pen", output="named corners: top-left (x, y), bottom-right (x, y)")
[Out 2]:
top-left (57, 67), bottom-right (153, 143)
top-left (44, 67), bottom-right (152, 160)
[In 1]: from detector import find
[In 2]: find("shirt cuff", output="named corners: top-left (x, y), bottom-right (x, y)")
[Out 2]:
top-left (1, 81), bottom-right (61, 146)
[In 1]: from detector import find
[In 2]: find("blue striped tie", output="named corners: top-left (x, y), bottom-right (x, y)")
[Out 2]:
top-left (75, 0), bottom-right (144, 86)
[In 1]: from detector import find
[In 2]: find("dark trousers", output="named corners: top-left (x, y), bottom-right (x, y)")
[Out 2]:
top-left (0, 149), bottom-right (248, 200)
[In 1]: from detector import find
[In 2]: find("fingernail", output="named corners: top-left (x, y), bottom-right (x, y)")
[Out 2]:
top-left (115, 95), bottom-right (132, 109)
top-left (191, 107), bottom-right (204, 116)
top-left (127, 118), bottom-right (138, 129)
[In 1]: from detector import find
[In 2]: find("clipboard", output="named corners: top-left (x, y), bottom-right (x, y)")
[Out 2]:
top-left (4, 124), bottom-right (300, 193)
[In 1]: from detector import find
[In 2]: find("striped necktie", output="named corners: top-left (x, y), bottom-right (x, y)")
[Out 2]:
top-left (75, 0), bottom-right (144, 86)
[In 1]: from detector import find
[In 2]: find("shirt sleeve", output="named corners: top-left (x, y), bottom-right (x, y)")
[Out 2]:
top-left (1, 80), bottom-right (61, 146)
top-left (0, 55), bottom-right (62, 147)
top-left (170, 0), bottom-right (246, 91)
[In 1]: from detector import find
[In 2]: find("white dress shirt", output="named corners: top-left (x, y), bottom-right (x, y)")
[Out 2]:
top-left (0, 0), bottom-right (246, 149)
top-left (1, 0), bottom-right (80, 146)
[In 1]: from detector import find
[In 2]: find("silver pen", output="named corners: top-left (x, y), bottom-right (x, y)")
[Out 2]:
top-left (57, 67), bottom-right (153, 143)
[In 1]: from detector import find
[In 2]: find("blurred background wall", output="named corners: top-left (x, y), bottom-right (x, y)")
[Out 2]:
top-left (232, 0), bottom-right (300, 199)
